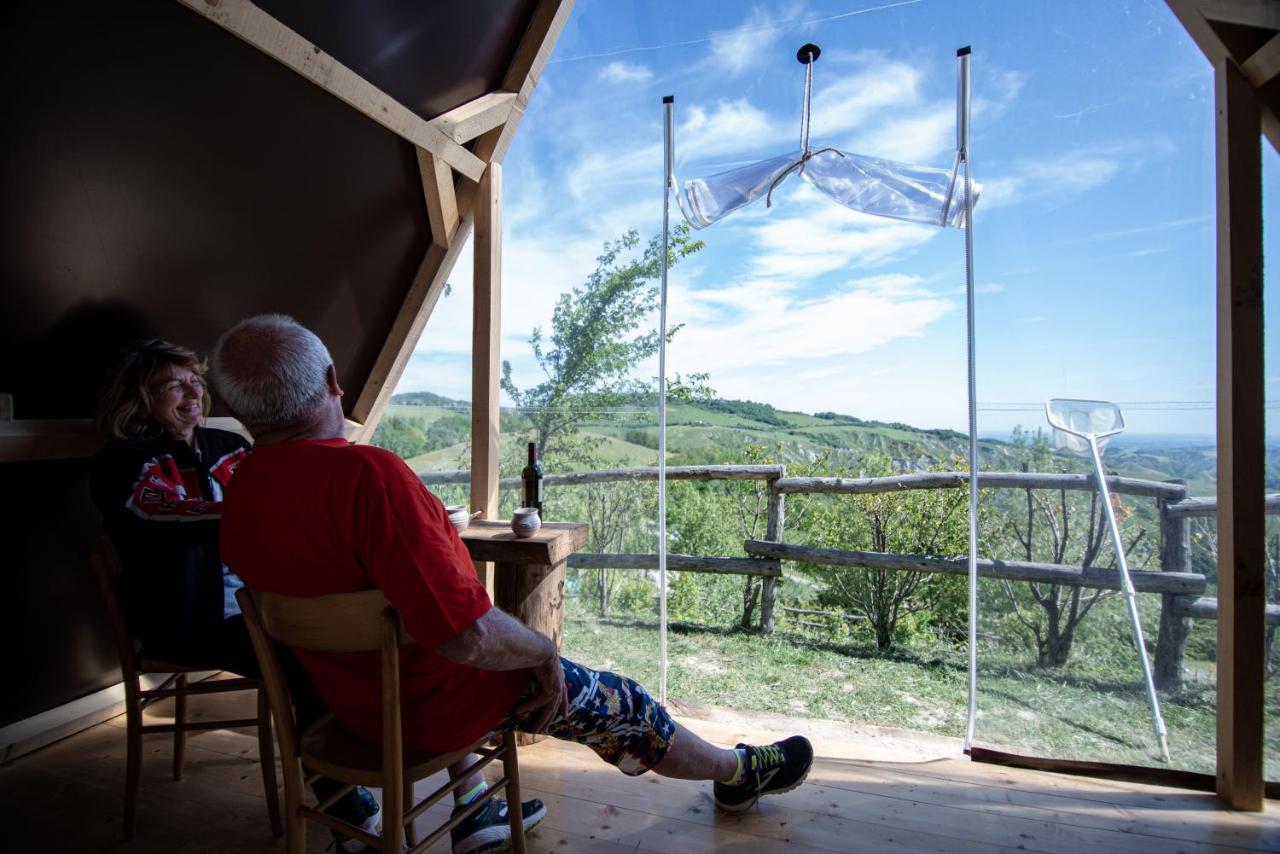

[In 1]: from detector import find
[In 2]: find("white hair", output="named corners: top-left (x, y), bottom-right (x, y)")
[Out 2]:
top-left (211, 314), bottom-right (334, 432)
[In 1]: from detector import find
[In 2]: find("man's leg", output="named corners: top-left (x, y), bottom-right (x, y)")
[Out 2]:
top-left (651, 721), bottom-right (737, 781)
top-left (518, 658), bottom-right (813, 810)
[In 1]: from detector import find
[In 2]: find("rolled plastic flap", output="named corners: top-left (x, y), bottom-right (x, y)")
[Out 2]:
top-left (681, 152), bottom-right (800, 228)
top-left (678, 148), bottom-right (980, 230)
top-left (803, 149), bottom-right (979, 228)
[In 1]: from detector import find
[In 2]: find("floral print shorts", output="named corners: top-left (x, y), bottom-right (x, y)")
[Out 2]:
top-left (499, 657), bottom-right (675, 776)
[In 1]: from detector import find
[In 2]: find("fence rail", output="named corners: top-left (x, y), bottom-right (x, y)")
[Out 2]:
top-left (418, 463), bottom-right (1275, 689)
top-left (743, 540), bottom-right (1206, 595)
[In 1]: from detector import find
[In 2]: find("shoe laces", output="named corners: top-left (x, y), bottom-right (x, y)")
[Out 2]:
top-left (753, 743), bottom-right (785, 771)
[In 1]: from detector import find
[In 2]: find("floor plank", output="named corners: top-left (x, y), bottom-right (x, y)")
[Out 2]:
top-left (2, 688), bottom-right (1276, 853)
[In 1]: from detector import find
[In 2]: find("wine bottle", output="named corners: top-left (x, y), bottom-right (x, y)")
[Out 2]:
top-left (521, 441), bottom-right (543, 515)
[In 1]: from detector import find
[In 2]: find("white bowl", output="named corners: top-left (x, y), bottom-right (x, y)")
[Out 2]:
top-left (445, 505), bottom-right (470, 532)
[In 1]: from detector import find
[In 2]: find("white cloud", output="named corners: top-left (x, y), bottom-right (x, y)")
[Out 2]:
top-left (668, 272), bottom-right (953, 376)
top-left (599, 61), bottom-right (652, 83)
top-left (707, 5), bottom-right (793, 77)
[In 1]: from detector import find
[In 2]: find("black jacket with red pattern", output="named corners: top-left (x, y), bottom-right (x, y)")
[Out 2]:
top-left (90, 427), bottom-right (250, 655)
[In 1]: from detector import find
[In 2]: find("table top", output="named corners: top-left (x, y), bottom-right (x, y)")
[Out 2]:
top-left (460, 519), bottom-right (589, 566)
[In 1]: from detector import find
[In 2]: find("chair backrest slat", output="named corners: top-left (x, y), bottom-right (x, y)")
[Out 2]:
top-left (252, 588), bottom-right (414, 652)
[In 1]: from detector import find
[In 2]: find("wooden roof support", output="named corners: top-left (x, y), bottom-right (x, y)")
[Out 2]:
top-left (429, 92), bottom-right (519, 145)
top-left (1167, 0), bottom-right (1280, 151)
top-left (349, 0), bottom-right (574, 442)
top-left (1213, 57), bottom-right (1266, 813)
top-left (418, 149), bottom-right (460, 250)
top-left (1241, 32), bottom-right (1280, 86)
top-left (175, 0), bottom-right (486, 181)
top-left (1198, 0), bottom-right (1280, 30)
top-left (471, 164), bottom-right (502, 592)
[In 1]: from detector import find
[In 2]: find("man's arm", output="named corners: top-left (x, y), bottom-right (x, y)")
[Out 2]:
top-left (436, 607), bottom-right (568, 731)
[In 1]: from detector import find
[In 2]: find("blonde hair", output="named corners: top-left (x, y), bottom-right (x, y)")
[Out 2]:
top-left (95, 340), bottom-right (211, 440)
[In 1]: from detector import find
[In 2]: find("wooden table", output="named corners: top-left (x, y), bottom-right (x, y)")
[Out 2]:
top-left (459, 520), bottom-right (588, 653)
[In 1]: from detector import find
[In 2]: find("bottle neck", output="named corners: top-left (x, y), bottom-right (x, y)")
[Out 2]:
top-left (527, 442), bottom-right (537, 464)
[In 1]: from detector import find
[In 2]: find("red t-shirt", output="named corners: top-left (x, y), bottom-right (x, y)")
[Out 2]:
top-left (220, 438), bottom-right (528, 752)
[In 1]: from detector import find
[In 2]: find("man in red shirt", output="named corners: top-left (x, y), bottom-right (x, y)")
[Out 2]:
top-left (212, 315), bottom-right (812, 853)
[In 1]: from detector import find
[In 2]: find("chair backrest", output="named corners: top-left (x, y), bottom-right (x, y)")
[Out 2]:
top-left (89, 535), bottom-right (139, 680)
top-left (249, 588), bottom-right (414, 653)
top-left (236, 586), bottom-right (410, 780)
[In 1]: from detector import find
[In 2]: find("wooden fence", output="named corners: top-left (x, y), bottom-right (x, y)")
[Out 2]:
top-left (418, 465), bottom-right (1280, 689)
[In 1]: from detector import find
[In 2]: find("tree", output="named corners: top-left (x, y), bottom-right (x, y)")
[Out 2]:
top-left (500, 226), bottom-right (704, 461)
top-left (370, 415), bottom-right (430, 459)
top-left (994, 428), bottom-right (1153, 668)
top-left (806, 452), bottom-right (968, 651)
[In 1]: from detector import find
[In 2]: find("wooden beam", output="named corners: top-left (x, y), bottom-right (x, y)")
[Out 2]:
top-left (428, 92), bottom-right (518, 144)
top-left (417, 148), bottom-right (459, 249)
top-left (175, 0), bottom-right (486, 182)
top-left (1168, 0), bottom-right (1280, 152)
top-left (1214, 56), bottom-right (1265, 812)
top-left (347, 0), bottom-right (571, 439)
top-left (1199, 0), bottom-right (1280, 31)
top-left (471, 164), bottom-right (502, 592)
top-left (348, 229), bottom-right (472, 438)
top-left (1241, 31), bottom-right (1280, 86)
top-left (457, 0), bottom-right (574, 219)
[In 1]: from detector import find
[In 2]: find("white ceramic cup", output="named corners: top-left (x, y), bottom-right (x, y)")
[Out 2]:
top-left (511, 507), bottom-right (541, 538)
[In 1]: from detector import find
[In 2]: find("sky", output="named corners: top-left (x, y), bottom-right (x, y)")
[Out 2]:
top-left (394, 0), bottom-right (1280, 438)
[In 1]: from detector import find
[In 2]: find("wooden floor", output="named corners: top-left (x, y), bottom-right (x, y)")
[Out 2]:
top-left (2, 686), bottom-right (1277, 853)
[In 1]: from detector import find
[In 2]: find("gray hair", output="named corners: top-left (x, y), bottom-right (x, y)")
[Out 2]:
top-left (211, 314), bottom-right (333, 433)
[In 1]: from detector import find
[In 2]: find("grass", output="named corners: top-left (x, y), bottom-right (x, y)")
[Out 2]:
top-left (560, 597), bottom-right (1280, 778)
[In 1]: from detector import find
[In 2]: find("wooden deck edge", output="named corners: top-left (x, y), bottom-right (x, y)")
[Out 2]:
top-left (967, 745), bottom-right (1280, 799)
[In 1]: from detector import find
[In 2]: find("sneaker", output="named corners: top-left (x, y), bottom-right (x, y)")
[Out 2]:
top-left (713, 735), bottom-right (814, 813)
top-left (450, 796), bottom-right (547, 854)
top-left (327, 786), bottom-right (382, 853)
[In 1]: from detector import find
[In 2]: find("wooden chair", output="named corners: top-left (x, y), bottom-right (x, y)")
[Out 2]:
top-left (89, 536), bottom-right (282, 841)
top-left (236, 586), bottom-right (528, 854)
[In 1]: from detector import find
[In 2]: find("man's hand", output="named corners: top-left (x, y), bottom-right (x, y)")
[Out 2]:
top-left (436, 607), bottom-right (569, 732)
top-left (515, 653), bottom-right (569, 732)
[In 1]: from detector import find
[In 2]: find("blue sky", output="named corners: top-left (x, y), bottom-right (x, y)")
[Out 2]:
top-left (396, 0), bottom-right (1280, 438)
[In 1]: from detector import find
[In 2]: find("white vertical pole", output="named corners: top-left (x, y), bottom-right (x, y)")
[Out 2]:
top-left (658, 96), bottom-right (674, 704)
top-left (958, 46), bottom-right (980, 750)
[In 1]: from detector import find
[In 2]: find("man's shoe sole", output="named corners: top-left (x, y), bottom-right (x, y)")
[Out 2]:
top-left (452, 802), bottom-right (548, 854)
top-left (714, 760), bottom-right (814, 813)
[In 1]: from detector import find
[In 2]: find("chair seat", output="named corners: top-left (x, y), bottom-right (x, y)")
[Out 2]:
top-left (300, 714), bottom-right (462, 789)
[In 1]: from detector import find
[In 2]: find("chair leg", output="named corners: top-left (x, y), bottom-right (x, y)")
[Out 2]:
top-left (256, 689), bottom-right (284, 837)
top-left (403, 781), bottom-right (418, 848)
top-left (284, 768), bottom-right (307, 854)
top-left (124, 687), bottom-right (142, 841)
top-left (502, 733), bottom-right (527, 854)
top-left (382, 771), bottom-right (404, 854)
top-left (172, 673), bottom-right (187, 781)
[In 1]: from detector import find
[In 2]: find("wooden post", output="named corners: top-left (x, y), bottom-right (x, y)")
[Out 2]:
top-left (760, 470), bottom-right (785, 633)
top-left (1155, 480), bottom-right (1192, 690)
top-left (1214, 58), bottom-right (1265, 811)
top-left (471, 164), bottom-right (502, 594)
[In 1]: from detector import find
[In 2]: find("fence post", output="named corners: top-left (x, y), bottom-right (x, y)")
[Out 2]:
top-left (1155, 479), bottom-right (1192, 690)
top-left (760, 468), bottom-right (785, 633)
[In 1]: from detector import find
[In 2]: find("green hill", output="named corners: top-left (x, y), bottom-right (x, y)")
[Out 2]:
top-left (381, 391), bottom-right (1249, 494)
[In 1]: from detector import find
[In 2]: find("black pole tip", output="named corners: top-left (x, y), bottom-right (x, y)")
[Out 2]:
top-left (662, 95), bottom-right (674, 104)
top-left (957, 46), bottom-right (972, 57)
top-left (797, 43), bottom-right (821, 64)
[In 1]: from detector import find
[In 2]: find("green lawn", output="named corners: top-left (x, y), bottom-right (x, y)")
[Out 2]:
top-left (560, 597), bottom-right (1280, 778)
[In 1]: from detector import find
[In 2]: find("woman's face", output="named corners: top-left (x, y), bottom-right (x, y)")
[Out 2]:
top-left (148, 363), bottom-right (205, 442)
